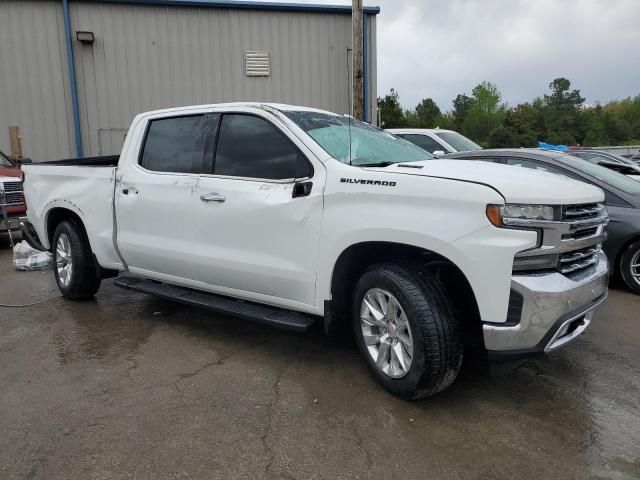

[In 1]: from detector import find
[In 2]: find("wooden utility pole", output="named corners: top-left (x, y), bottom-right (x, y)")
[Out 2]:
top-left (352, 0), bottom-right (364, 120)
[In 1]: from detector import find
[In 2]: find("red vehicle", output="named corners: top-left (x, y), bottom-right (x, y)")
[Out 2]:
top-left (0, 150), bottom-right (27, 233)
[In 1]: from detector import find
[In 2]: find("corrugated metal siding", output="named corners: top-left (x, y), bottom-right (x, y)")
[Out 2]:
top-left (0, 0), bottom-right (75, 161)
top-left (71, 1), bottom-right (361, 156)
top-left (0, 0), bottom-right (377, 159)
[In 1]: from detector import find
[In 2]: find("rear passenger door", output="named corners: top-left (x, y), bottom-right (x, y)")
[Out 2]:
top-left (194, 111), bottom-right (324, 310)
top-left (115, 112), bottom-right (217, 282)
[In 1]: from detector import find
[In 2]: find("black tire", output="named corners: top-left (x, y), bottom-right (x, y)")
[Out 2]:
top-left (620, 241), bottom-right (640, 295)
top-left (352, 262), bottom-right (463, 400)
top-left (52, 220), bottom-right (101, 299)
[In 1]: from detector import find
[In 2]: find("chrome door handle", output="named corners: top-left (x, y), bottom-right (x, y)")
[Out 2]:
top-left (200, 193), bottom-right (226, 203)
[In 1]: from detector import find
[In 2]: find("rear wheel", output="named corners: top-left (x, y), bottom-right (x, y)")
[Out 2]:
top-left (53, 220), bottom-right (101, 299)
top-left (620, 241), bottom-right (640, 294)
top-left (352, 262), bottom-right (463, 399)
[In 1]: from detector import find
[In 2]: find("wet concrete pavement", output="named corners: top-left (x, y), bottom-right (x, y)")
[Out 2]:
top-left (0, 235), bottom-right (639, 480)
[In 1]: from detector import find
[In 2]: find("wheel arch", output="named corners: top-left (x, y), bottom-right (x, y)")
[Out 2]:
top-left (324, 241), bottom-right (483, 347)
top-left (45, 207), bottom-right (88, 249)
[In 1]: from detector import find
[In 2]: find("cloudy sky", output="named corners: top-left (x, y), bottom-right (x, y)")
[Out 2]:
top-left (271, 0), bottom-right (640, 111)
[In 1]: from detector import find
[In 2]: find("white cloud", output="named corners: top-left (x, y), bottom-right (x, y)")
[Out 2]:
top-left (265, 0), bottom-right (640, 110)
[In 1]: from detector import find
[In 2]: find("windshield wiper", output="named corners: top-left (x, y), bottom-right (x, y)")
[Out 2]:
top-left (357, 161), bottom-right (398, 168)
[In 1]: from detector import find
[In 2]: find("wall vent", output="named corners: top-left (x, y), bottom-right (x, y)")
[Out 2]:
top-left (245, 51), bottom-right (270, 77)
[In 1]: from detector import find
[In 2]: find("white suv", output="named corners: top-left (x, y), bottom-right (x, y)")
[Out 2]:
top-left (387, 128), bottom-right (482, 155)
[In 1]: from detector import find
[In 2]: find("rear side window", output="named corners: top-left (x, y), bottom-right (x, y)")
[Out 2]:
top-left (214, 114), bottom-right (312, 180)
top-left (140, 115), bottom-right (211, 173)
top-left (402, 134), bottom-right (446, 154)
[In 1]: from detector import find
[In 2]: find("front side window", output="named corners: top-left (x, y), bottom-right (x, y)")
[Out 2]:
top-left (434, 131), bottom-right (482, 152)
top-left (140, 115), bottom-right (212, 173)
top-left (284, 111), bottom-right (433, 166)
top-left (214, 114), bottom-right (312, 180)
top-left (402, 134), bottom-right (446, 154)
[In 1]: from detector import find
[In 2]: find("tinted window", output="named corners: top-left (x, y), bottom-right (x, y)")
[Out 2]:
top-left (557, 154), bottom-right (640, 195)
top-left (505, 158), bottom-right (573, 178)
top-left (434, 131), bottom-right (482, 152)
top-left (214, 114), bottom-right (312, 179)
top-left (0, 151), bottom-right (13, 167)
top-left (572, 152), bottom-right (603, 164)
top-left (140, 115), bottom-right (212, 173)
top-left (402, 134), bottom-right (445, 153)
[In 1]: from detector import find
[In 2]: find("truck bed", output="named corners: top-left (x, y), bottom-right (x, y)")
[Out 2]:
top-left (22, 160), bottom-right (123, 270)
top-left (30, 155), bottom-right (119, 167)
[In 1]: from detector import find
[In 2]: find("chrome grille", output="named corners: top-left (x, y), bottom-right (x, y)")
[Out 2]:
top-left (1, 181), bottom-right (24, 206)
top-left (559, 246), bottom-right (600, 274)
top-left (513, 202), bottom-right (608, 276)
top-left (562, 203), bottom-right (605, 221)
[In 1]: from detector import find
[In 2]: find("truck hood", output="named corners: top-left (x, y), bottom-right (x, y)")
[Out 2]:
top-left (0, 167), bottom-right (21, 178)
top-left (368, 160), bottom-right (604, 205)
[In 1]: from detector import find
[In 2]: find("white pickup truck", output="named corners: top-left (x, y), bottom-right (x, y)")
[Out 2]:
top-left (22, 103), bottom-right (610, 399)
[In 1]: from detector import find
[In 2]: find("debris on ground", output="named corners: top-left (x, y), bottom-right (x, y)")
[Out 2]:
top-left (13, 241), bottom-right (53, 271)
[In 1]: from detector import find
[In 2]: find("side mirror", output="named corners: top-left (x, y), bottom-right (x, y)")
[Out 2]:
top-left (432, 150), bottom-right (446, 157)
top-left (13, 157), bottom-right (32, 165)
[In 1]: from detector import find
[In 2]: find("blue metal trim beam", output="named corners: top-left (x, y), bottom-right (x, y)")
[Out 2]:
top-left (363, 13), bottom-right (369, 122)
top-left (62, 0), bottom-right (84, 157)
top-left (95, 0), bottom-right (380, 14)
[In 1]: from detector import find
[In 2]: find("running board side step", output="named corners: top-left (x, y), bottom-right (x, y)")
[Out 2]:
top-left (114, 277), bottom-right (316, 332)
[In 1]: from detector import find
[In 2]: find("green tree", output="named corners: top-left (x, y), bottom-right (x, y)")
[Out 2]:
top-left (503, 102), bottom-right (543, 147)
top-left (377, 89), bottom-right (406, 128)
top-left (488, 125), bottom-right (516, 148)
top-left (452, 93), bottom-right (474, 131)
top-left (542, 77), bottom-right (585, 144)
top-left (415, 98), bottom-right (441, 128)
top-left (463, 81), bottom-right (506, 143)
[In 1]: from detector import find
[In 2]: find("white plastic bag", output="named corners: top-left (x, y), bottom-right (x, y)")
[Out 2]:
top-left (13, 241), bottom-right (53, 271)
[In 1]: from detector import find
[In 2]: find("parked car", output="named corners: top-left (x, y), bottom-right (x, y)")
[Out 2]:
top-left (569, 149), bottom-right (640, 180)
top-left (446, 148), bottom-right (640, 293)
top-left (386, 128), bottom-right (482, 155)
top-left (22, 104), bottom-right (609, 398)
top-left (0, 150), bottom-right (27, 233)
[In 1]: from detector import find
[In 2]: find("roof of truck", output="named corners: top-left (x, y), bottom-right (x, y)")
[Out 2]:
top-left (137, 102), bottom-right (343, 118)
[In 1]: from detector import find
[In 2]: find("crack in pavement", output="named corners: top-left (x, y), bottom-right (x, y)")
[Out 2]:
top-left (262, 340), bottom-right (303, 480)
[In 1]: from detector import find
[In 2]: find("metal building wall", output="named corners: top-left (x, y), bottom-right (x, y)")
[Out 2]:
top-left (0, 0), bottom-right (76, 161)
top-left (0, 0), bottom-right (378, 160)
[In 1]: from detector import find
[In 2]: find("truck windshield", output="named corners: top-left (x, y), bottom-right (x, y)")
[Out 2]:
top-left (283, 111), bottom-right (433, 166)
top-left (560, 154), bottom-right (640, 195)
top-left (0, 151), bottom-right (13, 167)
top-left (434, 131), bottom-right (482, 152)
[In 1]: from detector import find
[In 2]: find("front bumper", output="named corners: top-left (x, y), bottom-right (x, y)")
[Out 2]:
top-left (0, 211), bottom-right (22, 232)
top-left (484, 250), bottom-right (609, 362)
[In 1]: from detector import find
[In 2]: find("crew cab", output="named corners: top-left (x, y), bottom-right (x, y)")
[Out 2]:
top-left (0, 150), bottom-right (27, 233)
top-left (22, 103), bottom-right (609, 399)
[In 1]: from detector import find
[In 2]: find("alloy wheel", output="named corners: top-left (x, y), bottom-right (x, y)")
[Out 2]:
top-left (360, 288), bottom-right (414, 378)
top-left (56, 233), bottom-right (73, 288)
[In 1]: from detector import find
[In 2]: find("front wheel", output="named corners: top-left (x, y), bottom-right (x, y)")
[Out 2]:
top-left (620, 241), bottom-right (640, 294)
top-left (53, 220), bottom-right (101, 299)
top-left (352, 262), bottom-right (463, 400)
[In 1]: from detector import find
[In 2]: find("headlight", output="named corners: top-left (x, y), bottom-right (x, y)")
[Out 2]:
top-left (486, 204), bottom-right (557, 227)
